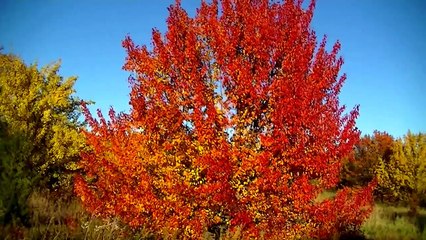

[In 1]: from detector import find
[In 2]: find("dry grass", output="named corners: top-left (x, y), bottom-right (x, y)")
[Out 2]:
top-left (3, 190), bottom-right (426, 239)
top-left (1, 191), bottom-right (156, 240)
top-left (314, 190), bottom-right (426, 239)
top-left (361, 204), bottom-right (426, 240)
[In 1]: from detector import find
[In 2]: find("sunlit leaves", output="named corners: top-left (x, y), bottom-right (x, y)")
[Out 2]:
top-left (76, 0), bottom-right (374, 238)
top-left (0, 53), bottom-right (87, 191)
top-left (341, 131), bottom-right (394, 187)
top-left (376, 132), bottom-right (426, 214)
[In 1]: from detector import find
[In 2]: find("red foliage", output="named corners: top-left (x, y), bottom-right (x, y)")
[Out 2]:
top-left (313, 181), bottom-right (376, 239)
top-left (75, 0), bottom-right (375, 238)
top-left (341, 130), bottom-right (394, 187)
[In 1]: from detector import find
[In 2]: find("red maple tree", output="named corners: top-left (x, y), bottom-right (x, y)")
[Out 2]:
top-left (75, 0), bottom-right (375, 238)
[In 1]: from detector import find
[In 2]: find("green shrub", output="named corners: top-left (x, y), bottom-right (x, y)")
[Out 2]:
top-left (0, 119), bottom-right (38, 230)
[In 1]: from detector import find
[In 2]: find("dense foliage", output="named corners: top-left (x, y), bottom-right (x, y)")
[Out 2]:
top-left (75, 0), bottom-right (375, 238)
top-left (0, 53), bottom-right (87, 192)
top-left (340, 130), bottom-right (426, 212)
top-left (0, 119), bottom-right (35, 227)
top-left (377, 132), bottom-right (426, 215)
top-left (340, 131), bottom-right (394, 187)
top-left (0, 2), bottom-right (423, 240)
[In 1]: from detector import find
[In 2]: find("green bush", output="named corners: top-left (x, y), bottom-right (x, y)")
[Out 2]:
top-left (0, 119), bottom-right (38, 228)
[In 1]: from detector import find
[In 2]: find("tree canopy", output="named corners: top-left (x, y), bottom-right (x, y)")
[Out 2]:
top-left (75, 0), bottom-right (375, 238)
top-left (0, 53), bottom-right (86, 191)
top-left (377, 131), bottom-right (426, 215)
top-left (341, 131), bottom-right (394, 187)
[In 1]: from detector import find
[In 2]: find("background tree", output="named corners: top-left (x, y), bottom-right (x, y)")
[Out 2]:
top-left (341, 130), bottom-right (394, 187)
top-left (0, 53), bottom-right (87, 194)
top-left (76, 0), bottom-right (375, 238)
top-left (376, 132), bottom-right (426, 215)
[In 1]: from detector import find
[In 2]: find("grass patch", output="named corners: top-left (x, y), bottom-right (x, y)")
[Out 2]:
top-left (314, 190), bottom-right (426, 239)
top-left (3, 190), bottom-right (426, 239)
top-left (315, 190), bottom-right (336, 202)
top-left (1, 191), bottom-right (156, 240)
top-left (361, 204), bottom-right (426, 240)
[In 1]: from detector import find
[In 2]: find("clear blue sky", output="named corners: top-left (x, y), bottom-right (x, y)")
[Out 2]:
top-left (1, 0), bottom-right (425, 138)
